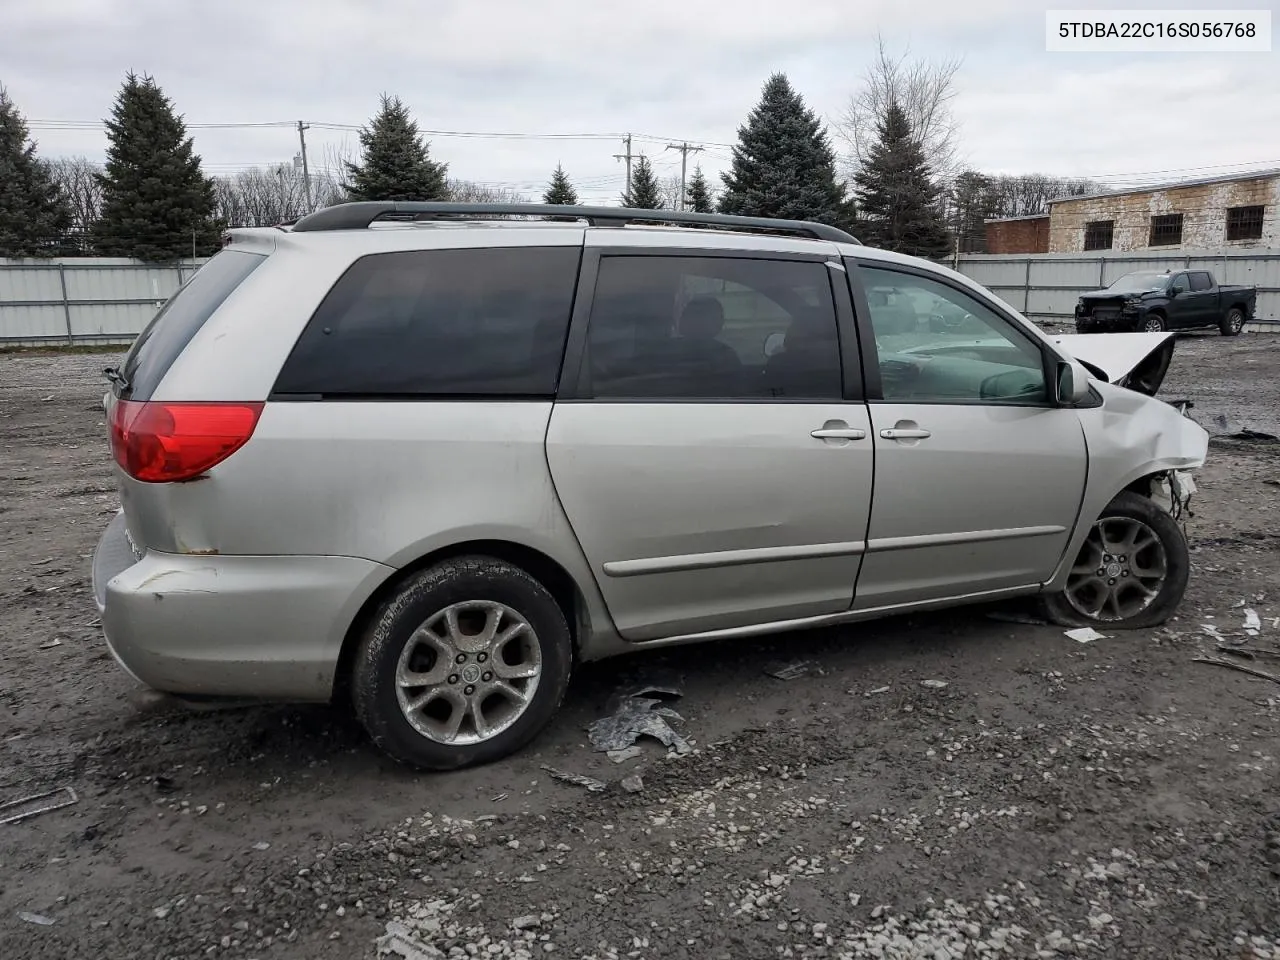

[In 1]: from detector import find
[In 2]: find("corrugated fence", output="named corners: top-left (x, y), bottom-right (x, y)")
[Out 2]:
top-left (954, 249), bottom-right (1280, 327)
top-left (2, 249), bottom-right (1278, 345)
top-left (0, 257), bottom-right (208, 346)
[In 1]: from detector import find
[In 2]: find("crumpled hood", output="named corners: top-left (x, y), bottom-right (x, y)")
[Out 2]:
top-left (1051, 332), bottom-right (1177, 397)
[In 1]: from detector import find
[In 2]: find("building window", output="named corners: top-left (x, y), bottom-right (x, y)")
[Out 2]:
top-left (1083, 220), bottom-right (1114, 251)
top-left (1226, 205), bottom-right (1265, 241)
top-left (1148, 213), bottom-right (1183, 247)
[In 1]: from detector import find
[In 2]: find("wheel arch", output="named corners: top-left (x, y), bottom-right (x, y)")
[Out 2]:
top-left (331, 539), bottom-right (595, 704)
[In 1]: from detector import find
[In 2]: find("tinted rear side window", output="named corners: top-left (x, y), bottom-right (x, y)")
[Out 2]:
top-left (272, 246), bottom-right (582, 398)
top-left (1190, 271), bottom-right (1213, 292)
top-left (120, 250), bottom-right (266, 400)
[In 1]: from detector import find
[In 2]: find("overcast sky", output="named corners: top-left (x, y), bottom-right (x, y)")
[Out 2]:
top-left (4, 0), bottom-right (1278, 203)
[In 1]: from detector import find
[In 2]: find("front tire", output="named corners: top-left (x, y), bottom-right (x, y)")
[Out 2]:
top-left (1220, 307), bottom-right (1245, 336)
top-left (1140, 313), bottom-right (1166, 333)
top-left (1041, 491), bottom-right (1189, 629)
top-left (352, 557), bottom-right (573, 770)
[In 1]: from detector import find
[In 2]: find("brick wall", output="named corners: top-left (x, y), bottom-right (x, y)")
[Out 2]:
top-left (985, 216), bottom-right (1050, 254)
top-left (1048, 175), bottom-right (1280, 253)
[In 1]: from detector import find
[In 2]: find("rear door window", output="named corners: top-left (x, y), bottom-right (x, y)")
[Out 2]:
top-left (119, 249), bottom-right (265, 400)
top-left (1189, 271), bottom-right (1213, 292)
top-left (272, 247), bottom-right (581, 397)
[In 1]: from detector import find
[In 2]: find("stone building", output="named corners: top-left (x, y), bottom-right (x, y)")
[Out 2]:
top-left (985, 169), bottom-right (1280, 255)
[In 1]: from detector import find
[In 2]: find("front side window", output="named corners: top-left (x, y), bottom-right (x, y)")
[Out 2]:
top-left (1170, 273), bottom-right (1191, 294)
top-left (583, 256), bottom-right (842, 400)
top-left (858, 265), bottom-right (1047, 404)
top-left (273, 246), bottom-right (581, 397)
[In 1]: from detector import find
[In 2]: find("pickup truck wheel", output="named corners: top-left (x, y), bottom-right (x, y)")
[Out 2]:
top-left (352, 556), bottom-right (573, 771)
top-left (1220, 307), bottom-right (1245, 337)
top-left (1040, 491), bottom-right (1189, 630)
top-left (1140, 314), bottom-right (1166, 333)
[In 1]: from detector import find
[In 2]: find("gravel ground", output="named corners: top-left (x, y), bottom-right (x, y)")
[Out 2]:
top-left (1, 333), bottom-right (1279, 960)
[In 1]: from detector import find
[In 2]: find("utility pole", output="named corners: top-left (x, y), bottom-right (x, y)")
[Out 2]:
top-left (296, 120), bottom-right (313, 211)
top-left (664, 141), bottom-right (704, 211)
top-left (613, 133), bottom-right (634, 203)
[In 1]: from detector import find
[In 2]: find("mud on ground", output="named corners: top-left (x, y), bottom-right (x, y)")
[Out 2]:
top-left (1, 333), bottom-right (1279, 959)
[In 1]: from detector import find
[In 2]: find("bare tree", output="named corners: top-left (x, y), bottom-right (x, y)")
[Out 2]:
top-left (445, 178), bottom-right (528, 203)
top-left (838, 36), bottom-right (963, 186)
top-left (658, 174), bottom-right (684, 211)
top-left (213, 164), bottom-right (317, 227)
top-left (984, 174), bottom-right (1102, 219)
top-left (44, 156), bottom-right (103, 252)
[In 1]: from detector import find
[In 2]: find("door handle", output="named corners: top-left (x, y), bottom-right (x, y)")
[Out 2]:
top-left (811, 427), bottom-right (867, 440)
top-left (880, 427), bottom-right (931, 440)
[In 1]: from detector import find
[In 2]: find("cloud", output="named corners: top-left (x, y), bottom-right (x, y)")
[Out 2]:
top-left (2, 0), bottom-right (1273, 201)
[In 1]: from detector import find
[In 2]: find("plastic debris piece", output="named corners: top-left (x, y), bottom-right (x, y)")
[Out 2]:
top-left (251, 841), bottom-right (271, 851)
top-left (620, 774), bottom-right (644, 794)
top-left (865, 686), bottom-right (890, 697)
top-left (0, 786), bottom-right (78, 826)
top-left (39, 639), bottom-right (62, 650)
top-left (767, 660), bottom-right (816, 681)
top-left (1065, 627), bottom-right (1108, 643)
top-left (1244, 608), bottom-right (1262, 634)
top-left (19, 911), bottom-right (56, 925)
top-left (377, 920), bottom-right (445, 959)
top-left (540, 765), bottom-right (606, 793)
top-left (607, 746), bottom-right (643, 764)
top-left (986, 611), bottom-right (1047, 625)
top-left (920, 679), bottom-right (949, 690)
top-left (587, 696), bottom-right (689, 754)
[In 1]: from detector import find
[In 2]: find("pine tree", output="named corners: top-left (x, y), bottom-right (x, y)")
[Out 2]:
top-left (685, 166), bottom-right (714, 213)
top-left (0, 88), bottom-right (73, 257)
top-left (93, 74), bottom-right (218, 261)
top-left (345, 95), bottom-right (448, 202)
top-left (718, 73), bottom-right (846, 225)
top-left (622, 155), bottom-right (663, 209)
top-left (853, 101), bottom-right (951, 258)
top-left (543, 164), bottom-right (578, 205)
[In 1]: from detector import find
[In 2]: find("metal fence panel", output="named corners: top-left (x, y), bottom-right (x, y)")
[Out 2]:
top-left (952, 250), bottom-right (1280, 324)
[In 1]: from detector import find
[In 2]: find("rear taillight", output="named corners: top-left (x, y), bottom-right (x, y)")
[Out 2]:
top-left (109, 400), bottom-right (264, 483)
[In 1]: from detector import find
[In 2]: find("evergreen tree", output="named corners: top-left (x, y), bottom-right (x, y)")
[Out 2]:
top-left (949, 169), bottom-right (998, 253)
top-left (718, 73), bottom-right (846, 225)
top-left (543, 164), bottom-right (578, 205)
top-left (93, 73), bottom-right (218, 261)
top-left (0, 87), bottom-right (73, 257)
top-left (853, 100), bottom-right (951, 258)
top-left (345, 95), bottom-right (448, 202)
top-left (685, 165), bottom-right (714, 213)
top-left (622, 155), bottom-right (663, 209)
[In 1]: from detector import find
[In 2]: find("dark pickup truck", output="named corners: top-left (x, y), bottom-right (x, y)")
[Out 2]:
top-left (1075, 269), bottom-right (1257, 336)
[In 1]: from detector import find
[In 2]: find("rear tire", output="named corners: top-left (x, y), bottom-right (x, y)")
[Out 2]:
top-left (1040, 491), bottom-right (1189, 629)
top-left (352, 556), bottom-right (573, 771)
top-left (1220, 307), bottom-right (1245, 337)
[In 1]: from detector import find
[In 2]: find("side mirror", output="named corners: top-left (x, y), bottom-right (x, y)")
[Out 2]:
top-left (763, 332), bottom-right (786, 358)
top-left (1055, 358), bottom-right (1092, 405)
top-left (1167, 286), bottom-right (1180, 297)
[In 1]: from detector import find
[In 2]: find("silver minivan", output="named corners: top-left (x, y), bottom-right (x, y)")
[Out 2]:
top-left (93, 203), bottom-right (1208, 770)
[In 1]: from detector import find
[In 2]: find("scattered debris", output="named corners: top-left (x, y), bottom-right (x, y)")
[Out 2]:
top-left (587, 692), bottom-right (690, 754)
top-left (18, 910), bottom-right (56, 925)
top-left (1224, 429), bottom-right (1279, 443)
top-left (986, 611), bottom-right (1047, 625)
top-left (767, 660), bottom-right (816, 681)
top-left (40, 395), bottom-right (54, 402)
top-left (377, 920), bottom-right (442, 960)
top-left (0, 786), bottom-right (78, 826)
top-left (251, 841), bottom-right (271, 851)
top-left (1244, 608), bottom-right (1262, 634)
top-left (1193, 655), bottom-right (1280, 686)
top-left (540, 765), bottom-right (606, 793)
top-left (1201, 623), bottom-right (1230, 643)
top-left (39, 639), bottom-right (62, 650)
top-left (865, 686), bottom-right (890, 697)
top-left (620, 774), bottom-right (645, 794)
top-left (490, 793), bottom-right (508, 803)
top-left (607, 746), bottom-right (643, 764)
top-left (31, 557), bottom-right (54, 566)
top-left (1065, 627), bottom-right (1108, 643)
top-left (920, 679), bottom-right (949, 690)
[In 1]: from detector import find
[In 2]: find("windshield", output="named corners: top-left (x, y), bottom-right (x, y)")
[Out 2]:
top-left (1107, 272), bottom-right (1169, 293)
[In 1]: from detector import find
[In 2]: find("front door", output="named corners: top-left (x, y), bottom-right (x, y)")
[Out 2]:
top-left (1166, 272), bottom-right (1195, 328)
top-left (847, 261), bottom-right (1089, 610)
top-left (547, 250), bottom-right (873, 640)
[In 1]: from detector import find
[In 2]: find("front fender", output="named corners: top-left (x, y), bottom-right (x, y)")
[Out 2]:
top-left (1044, 383), bottom-right (1209, 592)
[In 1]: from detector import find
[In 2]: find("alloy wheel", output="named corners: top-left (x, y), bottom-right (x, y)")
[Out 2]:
top-left (1064, 517), bottom-right (1168, 622)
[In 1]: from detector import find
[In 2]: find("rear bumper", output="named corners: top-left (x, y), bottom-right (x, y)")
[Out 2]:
top-left (92, 513), bottom-right (393, 701)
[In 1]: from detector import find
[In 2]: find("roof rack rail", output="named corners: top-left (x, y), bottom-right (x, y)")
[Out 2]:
top-left (288, 201), bottom-right (860, 244)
